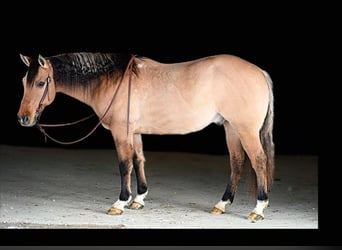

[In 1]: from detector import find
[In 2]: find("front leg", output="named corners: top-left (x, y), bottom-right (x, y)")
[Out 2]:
top-left (129, 134), bottom-right (148, 210)
top-left (107, 132), bottom-right (134, 215)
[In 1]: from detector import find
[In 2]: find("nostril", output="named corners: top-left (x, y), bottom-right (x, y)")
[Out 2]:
top-left (23, 115), bottom-right (30, 124)
top-left (18, 114), bottom-right (30, 125)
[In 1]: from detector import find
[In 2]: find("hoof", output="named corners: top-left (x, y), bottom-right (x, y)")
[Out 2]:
top-left (129, 201), bottom-right (144, 210)
top-left (210, 207), bottom-right (224, 215)
top-left (107, 207), bottom-right (124, 215)
top-left (248, 212), bottom-right (264, 222)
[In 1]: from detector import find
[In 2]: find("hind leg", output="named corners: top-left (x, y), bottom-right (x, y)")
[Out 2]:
top-left (239, 130), bottom-right (270, 222)
top-left (211, 122), bottom-right (246, 214)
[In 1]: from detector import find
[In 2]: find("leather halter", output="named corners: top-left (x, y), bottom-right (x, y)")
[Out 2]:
top-left (37, 75), bottom-right (51, 113)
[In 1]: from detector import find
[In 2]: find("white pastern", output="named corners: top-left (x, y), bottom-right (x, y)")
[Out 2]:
top-left (252, 199), bottom-right (269, 216)
top-left (214, 200), bottom-right (231, 212)
top-left (133, 191), bottom-right (148, 206)
top-left (112, 195), bottom-right (132, 211)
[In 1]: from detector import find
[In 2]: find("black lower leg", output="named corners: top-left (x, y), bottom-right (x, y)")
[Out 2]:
top-left (221, 183), bottom-right (234, 203)
top-left (257, 186), bottom-right (268, 201)
top-left (119, 161), bottom-right (131, 201)
top-left (133, 157), bottom-right (148, 195)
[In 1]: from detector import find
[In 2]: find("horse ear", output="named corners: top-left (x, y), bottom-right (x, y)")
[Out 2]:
top-left (20, 54), bottom-right (31, 67)
top-left (38, 54), bottom-right (48, 69)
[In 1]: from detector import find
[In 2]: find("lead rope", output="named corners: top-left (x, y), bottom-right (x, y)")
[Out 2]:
top-left (36, 54), bottom-right (135, 145)
top-left (126, 55), bottom-right (134, 136)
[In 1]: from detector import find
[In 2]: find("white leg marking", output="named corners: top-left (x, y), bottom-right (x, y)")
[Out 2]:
top-left (112, 195), bottom-right (132, 211)
top-left (133, 191), bottom-right (148, 206)
top-left (214, 200), bottom-right (231, 212)
top-left (252, 199), bottom-right (269, 216)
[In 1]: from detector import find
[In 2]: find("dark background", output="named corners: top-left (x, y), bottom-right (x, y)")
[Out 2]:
top-left (0, 1), bottom-right (330, 246)
top-left (1, 3), bottom-right (318, 156)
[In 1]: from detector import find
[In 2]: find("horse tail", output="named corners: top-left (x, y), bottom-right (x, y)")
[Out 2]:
top-left (259, 69), bottom-right (275, 194)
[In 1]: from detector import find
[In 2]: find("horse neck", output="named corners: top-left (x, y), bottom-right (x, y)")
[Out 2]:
top-left (55, 82), bottom-right (95, 106)
top-left (54, 77), bottom-right (120, 113)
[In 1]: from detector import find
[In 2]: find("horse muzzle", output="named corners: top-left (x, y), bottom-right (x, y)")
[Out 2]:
top-left (17, 111), bottom-right (41, 127)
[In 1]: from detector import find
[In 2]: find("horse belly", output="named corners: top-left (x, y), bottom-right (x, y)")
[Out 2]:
top-left (137, 105), bottom-right (217, 135)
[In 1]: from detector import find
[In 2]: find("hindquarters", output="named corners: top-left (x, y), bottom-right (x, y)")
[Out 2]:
top-left (212, 59), bottom-right (274, 221)
top-left (213, 56), bottom-right (274, 181)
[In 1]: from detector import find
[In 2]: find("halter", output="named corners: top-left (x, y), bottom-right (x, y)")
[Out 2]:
top-left (37, 75), bottom-right (51, 113)
top-left (36, 54), bottom-right (135, 145)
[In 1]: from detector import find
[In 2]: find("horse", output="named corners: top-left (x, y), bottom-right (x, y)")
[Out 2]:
top-left (17, 52), bottom-right (274, 222)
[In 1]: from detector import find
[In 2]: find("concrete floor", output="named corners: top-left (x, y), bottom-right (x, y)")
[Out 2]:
top-left (0, 144), bottom-right (318, 229)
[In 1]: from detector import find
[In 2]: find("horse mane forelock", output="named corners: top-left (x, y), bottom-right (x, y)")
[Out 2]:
top-left (26, 52), bottom-right (139, 91)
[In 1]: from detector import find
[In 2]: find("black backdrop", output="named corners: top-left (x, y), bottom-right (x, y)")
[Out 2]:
top-left (0, 1), bottom-right (330, 246)
top-left (1, 3), bottom-right (318, 156)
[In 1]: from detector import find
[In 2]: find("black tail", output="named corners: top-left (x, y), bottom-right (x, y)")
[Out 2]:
top-left (259, 70), bottom-right (275, 193)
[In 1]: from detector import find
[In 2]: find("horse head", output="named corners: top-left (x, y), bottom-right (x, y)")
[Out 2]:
top-left (18, 54), bottom-right (56, 127)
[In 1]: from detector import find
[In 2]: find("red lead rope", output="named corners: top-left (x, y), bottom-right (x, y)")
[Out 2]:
top-left (36, 54), bottom-right (135, 145)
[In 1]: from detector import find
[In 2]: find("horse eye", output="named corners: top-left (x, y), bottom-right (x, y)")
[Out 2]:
top-left (37, 81), bottom-right (46, 88)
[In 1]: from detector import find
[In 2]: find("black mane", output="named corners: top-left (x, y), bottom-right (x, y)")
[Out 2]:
top-left (27, 52), bottom-right (139, 91)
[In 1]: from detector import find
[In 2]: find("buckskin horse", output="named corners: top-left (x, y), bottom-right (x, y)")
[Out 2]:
top-left (17, 52), bottom-right (274, 222)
